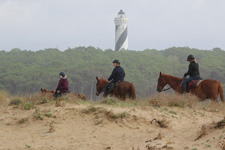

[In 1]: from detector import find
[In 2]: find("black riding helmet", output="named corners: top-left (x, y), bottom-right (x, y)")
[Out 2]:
top-left (112, 59), bottom-right (120, 64)
top-left (59, 72), bottom-right (66, 77)
top-left (187, 54), bottom-right (195, 61)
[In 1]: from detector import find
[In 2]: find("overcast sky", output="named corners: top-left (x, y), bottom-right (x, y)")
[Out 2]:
top-left (0, 0), bottom-right (225, 51)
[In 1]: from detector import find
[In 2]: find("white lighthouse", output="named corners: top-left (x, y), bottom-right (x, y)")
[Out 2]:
top-left (114, 10), bottom-right (128, 51)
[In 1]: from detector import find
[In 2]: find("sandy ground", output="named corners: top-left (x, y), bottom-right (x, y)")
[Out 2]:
top-left (0, 98), bottom-right (225, 150)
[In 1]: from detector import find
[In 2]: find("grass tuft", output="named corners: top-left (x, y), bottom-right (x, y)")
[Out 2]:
top-left (148, 93), bottom-right (199, 108)
top-left (101, 98), bottom-right (117, 105)
top-left (18, 118), bottom-right (28, 124)
top-left (24, 102), bottom-right (34, 110)
top-left (9, 99), bottom-right (22, 106)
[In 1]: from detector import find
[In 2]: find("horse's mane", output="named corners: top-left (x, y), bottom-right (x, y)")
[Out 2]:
top-left (163, 74), bottom-right (182, 80)
top-left (99, 78), bottom-right (109, 83)
top-left (163, 74), bottom-right (183, 84)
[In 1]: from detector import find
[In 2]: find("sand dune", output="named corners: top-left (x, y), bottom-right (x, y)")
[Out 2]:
top-left (0, 93), bottom-right (225, 150)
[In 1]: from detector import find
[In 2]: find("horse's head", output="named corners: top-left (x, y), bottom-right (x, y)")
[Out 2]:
top-left (157, 72), bottom-right (167, 92)
top-left (96, 77), bottom-right (108, 96)
top-left (41, 88), bottom-right (47, 93)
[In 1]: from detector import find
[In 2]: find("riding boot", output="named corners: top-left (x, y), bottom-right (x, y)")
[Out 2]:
top-left (103, 90), bottom-right (108, 98)
top-left (182, 84), bottom-right (188, 94)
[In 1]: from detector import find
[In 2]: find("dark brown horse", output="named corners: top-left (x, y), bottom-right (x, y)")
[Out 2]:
top-left (40, 88), bottom-right (87, 101)
top-left (157, 72), bottom-right (224, 103)
top-left (96, 77), bottom-right (136, 100)
top-left (41, 88), bottom-right (55, 94)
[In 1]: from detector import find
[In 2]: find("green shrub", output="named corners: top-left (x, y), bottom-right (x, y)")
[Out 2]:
top-left (35, 113), bottom-right (44, 120)
top-left (24, 102), bottom-right (33, 110)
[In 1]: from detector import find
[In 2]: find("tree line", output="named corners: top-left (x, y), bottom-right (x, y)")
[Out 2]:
top-left (0, 46), bottom-right (224, 99)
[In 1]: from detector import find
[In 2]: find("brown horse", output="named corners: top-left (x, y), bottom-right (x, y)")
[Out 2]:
top-left (40, 88), bottom-right (87, 101)
top-left (157, 72), bottom-right (225, 103)
top-left (41, 88), bottom-right (55, 94)
top-left (96, 77), bottom-right (136, 100)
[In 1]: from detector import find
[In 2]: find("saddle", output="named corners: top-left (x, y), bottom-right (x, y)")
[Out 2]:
top-left (188, 79), bottom-right (203, 88)
top-left (108, 81), bottom-right (121, 93)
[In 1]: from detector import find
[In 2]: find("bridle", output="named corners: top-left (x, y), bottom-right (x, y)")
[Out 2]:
top-left (158, 75), bottom-right (172, 91)
top-left (96, 82), bottom-right (103, 95)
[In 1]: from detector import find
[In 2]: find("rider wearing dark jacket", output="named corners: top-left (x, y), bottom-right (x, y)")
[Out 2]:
top-left (104, 59), bottom-right (125, 97)
top-left (184, 61), bottom-right (200, 78)
top-left (108, 66), bottom-right (125, 83)
top-left (54, 72), bottom-right (69, 99)
top-left (182, 54), bottom-right (201, 93)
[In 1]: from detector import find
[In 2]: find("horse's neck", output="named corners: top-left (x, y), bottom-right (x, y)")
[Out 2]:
top-left (164, 75), bottom-right (182, 91)
top-left (101, 79), bottom-right (109, 88)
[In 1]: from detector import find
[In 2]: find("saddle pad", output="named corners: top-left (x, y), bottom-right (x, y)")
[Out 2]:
top-left (189, 80), bottom-right (203, 88)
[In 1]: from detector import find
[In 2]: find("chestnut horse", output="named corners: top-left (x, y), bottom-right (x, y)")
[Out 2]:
top-left (96, 77), bottom-right (136, 100)
top-left (40, 88), bottom-right (87, 101)
top-left (157, 72), bottom-right (224, 103)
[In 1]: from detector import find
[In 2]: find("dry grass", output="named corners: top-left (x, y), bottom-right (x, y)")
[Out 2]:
top-left (18, 118), bottom-right (28, 124)
top-left (0, 90), bottom-right (11, 107)
top-left (1, 91), bottom-right (224, 115)
top-left (8, 99), bottom-right (22, 106)
top-left (215, 118), bottom-right (225, 129)
top-left (148, 93), bottom-right (200, 108)
top-left (150, 118), bottom-right (170, 128)
top-left (81, 106), bottom-right (130, 122)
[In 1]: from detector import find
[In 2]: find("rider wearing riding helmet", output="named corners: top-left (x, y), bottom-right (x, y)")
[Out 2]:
top-left (54, 72), bottom-right (69, 99)
top-left (104, 59), bottom-right (125, 97)
top-left (182, 54), bottom-right (201, 93)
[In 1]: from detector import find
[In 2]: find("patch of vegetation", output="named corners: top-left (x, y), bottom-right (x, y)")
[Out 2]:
top-left (205, 144), bottom-right (211, 147)
top-left (33, 107), bottom-right (44, 120)
top-left (25, 145), bottom-right (31, 148)
top-left (35, 113), bottom-right (44, 120)
top-left (169, 110), bottom-right (177, 115)
top-left (120, 112), bottom-right (127, 118)
top-left (9, 99), bottom-right (22, 106)
top-left (18, 118), bottom-right (28, 124)
top-left (48, 121), bottom-right (55, 133)
top-left (216, 119), bottom-right (225, 129)
top-left (45, 112), bottom-right (55, 118)
top-left (24, 102), bottom-right (33, 110)
top-left (105, 111), bottom-right (130, 120)
top-left (149, 93), bottom-right (199, 108)
top-left (102, 98), bottom-right (117, 105)
top-left (168, 100), bottom-right (186, 108)
top-left (149, 99), bottom-right (161, 108)
top-left (81, 106), bottom-right (103, 114)
top-left (82, 106), bottom-right (130, 121)
top-left (40, 98), bottom-right (48, 104)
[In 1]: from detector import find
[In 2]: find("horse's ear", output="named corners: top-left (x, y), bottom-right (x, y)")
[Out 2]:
top-left (159, 72), bottom-right (162, 76)
top-left (96, 76), bottom-right (99, 81)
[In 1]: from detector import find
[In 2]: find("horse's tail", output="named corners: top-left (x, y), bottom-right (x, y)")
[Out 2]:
top-left (129, 83), bottom-right (136, 99)
top-left (218, 82), bottom-right (225, 103)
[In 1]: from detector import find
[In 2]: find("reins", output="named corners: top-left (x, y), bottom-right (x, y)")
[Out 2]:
top-left (162, 87), bottom-right (172, 91)
top-left (159, 75), bottom-right (184, 92)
